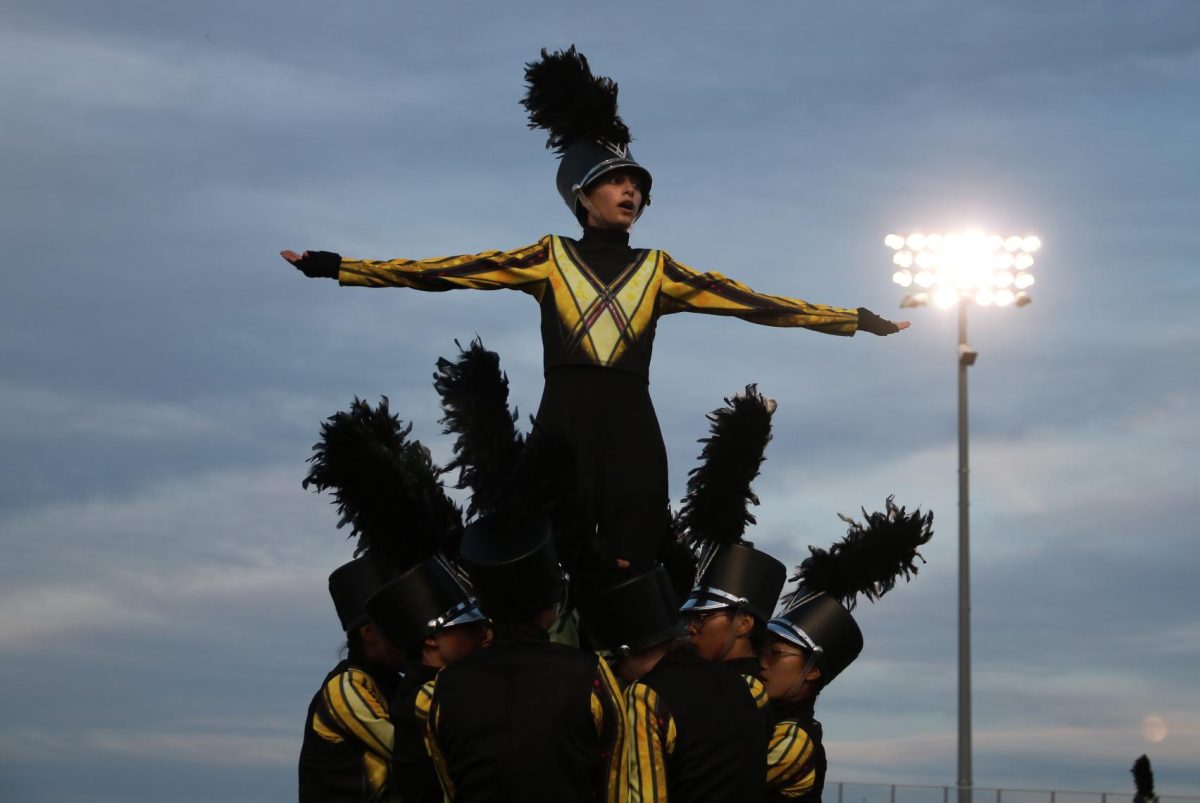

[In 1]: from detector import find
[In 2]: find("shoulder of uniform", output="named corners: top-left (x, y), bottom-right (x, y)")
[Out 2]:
top-left (772, 717), bottom-right (815, 745)
top-left (414, 678), bottom-right (437, 720)
top-left (326, 665), bottom-right (378, 691)
top-left (743, 673), bottom-right (770, 709)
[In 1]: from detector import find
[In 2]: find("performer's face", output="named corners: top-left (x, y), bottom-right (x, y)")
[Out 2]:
top-left (759, 635), bottom-right (821, 702)
top-left (426, 621), bottom-right (489, 668)
top-left (683, 608), bottom-right (736, 660)
top-left (584, 169), bottom-right (644, 230)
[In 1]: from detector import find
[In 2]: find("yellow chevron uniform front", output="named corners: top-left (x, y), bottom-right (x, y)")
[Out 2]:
top-left (339, 235), bottom-right (859, 379)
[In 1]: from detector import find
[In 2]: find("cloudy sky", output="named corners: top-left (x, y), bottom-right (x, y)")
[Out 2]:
top-left (2, 1), bottom-right (1198, 801)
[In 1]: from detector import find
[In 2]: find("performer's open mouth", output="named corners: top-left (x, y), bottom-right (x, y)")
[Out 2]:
top-left (618, 201), bottom-right (635, 212)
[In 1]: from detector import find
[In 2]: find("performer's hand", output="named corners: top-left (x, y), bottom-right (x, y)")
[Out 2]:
top-left (857, 307), bottom-right (910, 336)
top-left (615, 558), bottom-right (631, 570)
top-left (280, 249), bottom-right (341, 279)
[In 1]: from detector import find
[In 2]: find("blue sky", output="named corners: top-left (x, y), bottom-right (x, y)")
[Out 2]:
top-left (2, 1), bottom-right (1198, 801)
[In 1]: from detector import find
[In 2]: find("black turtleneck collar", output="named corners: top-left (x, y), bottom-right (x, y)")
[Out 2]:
top-left (775, 696), bottom-right (818, 723)
top-left (724, 655), bottom-right (763, 678)
top-left (578, 225), bottom-right (631, 248)
top-left (487, 621), bottom-right (551, 647)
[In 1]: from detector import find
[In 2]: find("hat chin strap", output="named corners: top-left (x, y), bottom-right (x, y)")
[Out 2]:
top-left (783, 646), bottom-right (823, 701)
top-left (715, 601), bottom-right (746, 662)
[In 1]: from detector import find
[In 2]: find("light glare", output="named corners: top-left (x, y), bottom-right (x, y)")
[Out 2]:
top-left (884, 230), bottom-right (1040, 311)
top-left (933, 287), bottom-right (959, 308)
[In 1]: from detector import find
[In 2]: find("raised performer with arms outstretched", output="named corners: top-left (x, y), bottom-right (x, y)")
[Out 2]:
top-left (280, 47), bottom-right (908, 589)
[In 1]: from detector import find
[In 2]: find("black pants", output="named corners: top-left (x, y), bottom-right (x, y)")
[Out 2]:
top-left (535, 366), bottom-right (670, 593)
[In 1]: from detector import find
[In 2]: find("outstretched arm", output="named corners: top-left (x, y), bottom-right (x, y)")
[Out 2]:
top-left (658, 254), bottom-right (908, 336)
top-left (280, 238), bottom-right (553, 296)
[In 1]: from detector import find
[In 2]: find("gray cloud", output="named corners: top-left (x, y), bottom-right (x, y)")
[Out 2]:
top-left (2, 0), bottom-right (1198, 799)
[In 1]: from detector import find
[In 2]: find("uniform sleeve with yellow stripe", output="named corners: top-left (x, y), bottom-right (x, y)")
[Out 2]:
top-left (625, 681), bottom-right (676, 803)
top-left (338, 238), bottom-right (552, 298)
top-left (766, 719), bottom-right (817, 798)
top-left (312, 667), bottom-right (395, 795)
top-left (413, 678), bottom-right (454, 800)
top-left (744, 673), bottom-right (770, 711)
top-left (658, 253), bottom-right (859, 335)
top-left (591, 657), bottom-right (628, 803)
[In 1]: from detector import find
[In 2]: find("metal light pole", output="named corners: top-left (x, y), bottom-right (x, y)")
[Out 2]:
top-left (885, 230), bottom-right (1039, 803)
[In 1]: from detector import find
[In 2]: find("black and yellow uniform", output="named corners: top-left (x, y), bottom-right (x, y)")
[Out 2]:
top-left (765, 700), bottom-right (826, 802)
top-left (299, 659), bottom-right (399, 803)
top-left (389, 663), bottom-right (442, 803)
top-left (724, 654), bottom-right (773, 723)
top-left (338, 227), bottom-right (859, 579)
top-left (415, 623), bottom-right (626, 802)
top-left (338, 231), bottom-right (859, 378)
top-left (625, 647), bottom-right (766, 803)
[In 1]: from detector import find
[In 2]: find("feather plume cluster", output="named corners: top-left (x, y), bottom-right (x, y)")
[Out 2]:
top-left (783, 496), bottom-right (933, 610)
top-left (433, 339), bottom-right (524, 518)
top-left (521, 45), bottom-right (631, 155)
top-left (432, 339), bottom-right (592, 569)
top-left (678, 385), bottom-right (776, 552)
top-left (303, 396), bottom-right (463, 569)
top-left (1132, 755), bottom-right (1155, 800)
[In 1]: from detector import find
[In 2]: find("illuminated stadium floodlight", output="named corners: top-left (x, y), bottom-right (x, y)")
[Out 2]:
top-left (884, 228), bottom-right (1042, 803)
top-left (886, 230), bottom-right (1037, 310)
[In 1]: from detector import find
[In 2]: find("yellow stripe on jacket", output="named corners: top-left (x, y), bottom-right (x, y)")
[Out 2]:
top-left (766, 720), bottom-right (817, 797)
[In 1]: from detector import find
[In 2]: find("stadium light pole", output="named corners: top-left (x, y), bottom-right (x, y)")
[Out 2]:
top-left (884, 230), bottom-right (1039, 803)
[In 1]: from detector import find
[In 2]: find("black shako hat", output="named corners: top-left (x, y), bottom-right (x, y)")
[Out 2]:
top-left (581, 565), bottom-right (686, 655)
top-left (522, 46), bottom-right (652, 221)
top-left (328, 555), bottom-right (389, 633)
top-left (771, 496), bottom-right (934, 687)
top-left (367, 556), bottom-right (487, 649)
top-left (458, 510), bottom-right (564, 622)
top-left (680, 542), bottom-right (786, 623)
top-left (767, 590), bottom-right (864, 684)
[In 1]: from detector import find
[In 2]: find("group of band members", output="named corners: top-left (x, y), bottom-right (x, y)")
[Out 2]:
top-left (299, 513), bottom-right (870, 803)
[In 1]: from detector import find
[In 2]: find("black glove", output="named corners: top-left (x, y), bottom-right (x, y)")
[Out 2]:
top-left (292, 251), bottom-right (341, 279)
top-left (856, 307), bottom-right (900, 336)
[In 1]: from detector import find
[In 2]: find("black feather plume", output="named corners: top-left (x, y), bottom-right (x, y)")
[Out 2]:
top-left (678, 385), bottom-right (775, 552)
top-left (303, 397), bottom-right (463, 568)
top-left (433, 339), bottom-right (524, 518)
top-left (783, 496), bottom-right (933, 610)
top-left (521, 45), bottom-right (631, 155)
top-left (659, 512), bottom-right (700, 608)
top-left (513, 420), bottom-right (591, 571)
top-left (1132, 755), bottom-right (1155, 800)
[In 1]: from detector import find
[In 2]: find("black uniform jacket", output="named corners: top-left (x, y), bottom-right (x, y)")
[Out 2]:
top-left (724, 655), bottom-right (775, 728)
top-left (626, 647), bottom-right (767, 803)
top-left (389, 662), bottom-right (441, 803)
top-left (299, 658), bottom-right (400, 803)
top-left (419, 623), bottom-right (624, 802)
